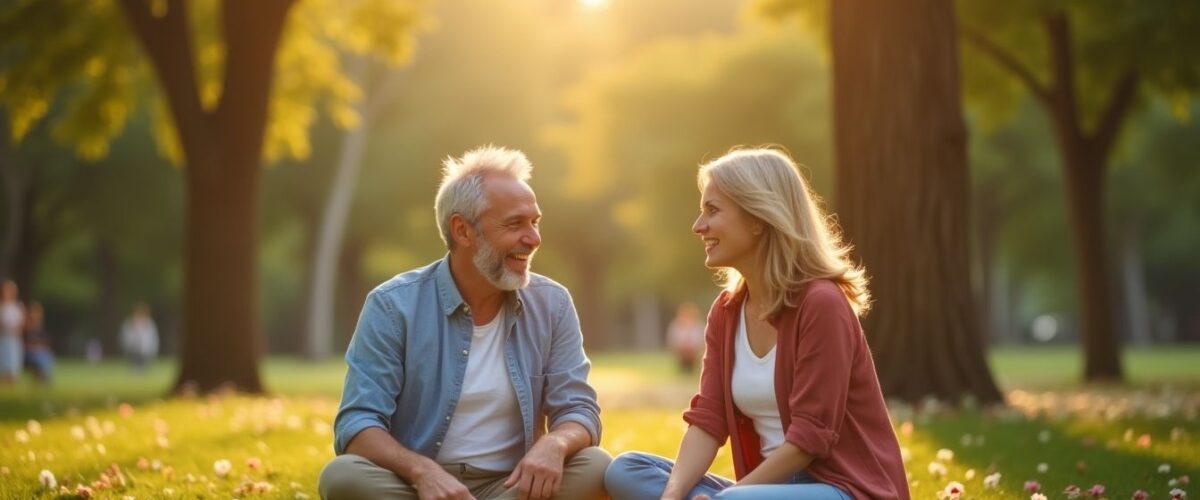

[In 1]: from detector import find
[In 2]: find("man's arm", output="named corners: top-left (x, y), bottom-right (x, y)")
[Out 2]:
top-left (345, 428), bottom-right (472, 500)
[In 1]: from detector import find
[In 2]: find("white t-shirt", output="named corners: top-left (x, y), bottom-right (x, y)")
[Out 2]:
top-left (435, 309), bottom-right (524, 471)
top-left (731, 304), bottom-right (785, 457)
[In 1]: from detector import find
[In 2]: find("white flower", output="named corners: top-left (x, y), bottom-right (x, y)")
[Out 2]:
top-left (1038, 430), bottom-right (1052, 443)
top-left (14, 430), bottom-right (29, 443)
top-left (38, 469), bottom-right (57, 489)
top-left (70, 426), bottom-right (86, 441)
top-left (965, 469), bottom-right (976, 480)
top-left (928, 461), bottom-right (948, 477)
top-left (1037, 463), bottom-right (1049, 473)
top-left (27, 420), bottom-right (42, 435)
top-left (1170, 488), bottom-right (1187, 499)
top-left (213, 459), bottom-right (232, 477)
top-left (936, 448), bottom-right (955, 462)
top-left (1032, 494), bottom-right (1048, 500)
top-left (983, 472), bottom-right (1002, 488)
top-left (1161, 464), bottom-right (1174, 474)
top-left (939, 481), bottom-right (965, 499)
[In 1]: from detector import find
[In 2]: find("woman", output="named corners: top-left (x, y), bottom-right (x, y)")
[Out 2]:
top-left (605, 149), bottom-right (909, 499)
top-left (0, 280), bottom-right (24, 385)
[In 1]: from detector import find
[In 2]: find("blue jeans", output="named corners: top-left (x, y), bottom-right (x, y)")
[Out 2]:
top-left (605, 452), bottom-right (852, 500)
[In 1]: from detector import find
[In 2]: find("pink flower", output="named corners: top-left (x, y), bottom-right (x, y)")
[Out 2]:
top-left (1064, 484), bottom-right (1082, 499)
top-left (1137, 434), bottom-right (1152, 448)
top-left (1132, 490), bottom-right (1149, 500)
top-left (1088, 484), bottom-right (1105, 497)
top-left (1025, 480), bottom-right (1042, 493)
top-left (939, 481), bottom-right (964, 500)
top-left (1169, 488), bottom-right (1186, 500)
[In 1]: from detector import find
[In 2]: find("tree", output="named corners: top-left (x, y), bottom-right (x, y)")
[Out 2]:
top-left (754, 0), bottom-right (1003, 403)
top-left (958, 0), bottom-right (1199, 381)
top-left (831, 0), bottom-right (1003, 403)
top-left (0, 0), bottom-right (424, 392)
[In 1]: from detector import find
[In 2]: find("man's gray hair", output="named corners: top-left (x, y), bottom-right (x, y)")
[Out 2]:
top-left (435, 145), bottom-right (534, 249)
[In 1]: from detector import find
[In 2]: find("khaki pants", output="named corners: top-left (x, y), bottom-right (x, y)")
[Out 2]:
top-left (319, 447), bottom-right (611, 500)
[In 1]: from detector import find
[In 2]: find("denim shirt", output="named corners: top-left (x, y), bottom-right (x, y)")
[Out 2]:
top-left (333, 257), bottom-right (602, 458)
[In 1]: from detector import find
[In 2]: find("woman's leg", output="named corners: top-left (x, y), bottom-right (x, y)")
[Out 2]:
top-left (604, 452), bottom-right (733, 500)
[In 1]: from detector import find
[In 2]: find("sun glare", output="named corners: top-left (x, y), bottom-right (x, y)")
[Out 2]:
top-left (579, 0), bottom-right (609, 9)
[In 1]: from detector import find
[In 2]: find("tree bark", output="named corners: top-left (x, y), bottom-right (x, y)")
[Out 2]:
top-left (118, 0), bottom-right (294, 392)
top-left (831, 0), bottom-right (1003, 404)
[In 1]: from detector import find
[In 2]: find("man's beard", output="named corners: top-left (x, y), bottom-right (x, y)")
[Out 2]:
top-left (473, 233), bottom-right (534, 291)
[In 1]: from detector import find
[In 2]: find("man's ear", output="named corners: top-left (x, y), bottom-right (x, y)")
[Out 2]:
top-left (449, 213), bottom-right (475, 248)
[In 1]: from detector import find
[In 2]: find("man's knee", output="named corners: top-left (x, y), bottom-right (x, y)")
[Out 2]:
top-left (567, 446), bottom-right (613, 475)
top-left (319, 454), bottom-right (408, 500)
top-left (560, 447), bottom-right (612, 499)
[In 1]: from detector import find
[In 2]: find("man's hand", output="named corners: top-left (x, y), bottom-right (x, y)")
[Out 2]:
top-left (413, 462), bottom-right (475, 500)
top-left (503, 436), bottom-right (567, 500)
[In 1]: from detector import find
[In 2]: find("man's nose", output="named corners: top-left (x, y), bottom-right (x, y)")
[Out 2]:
top-left (523, 227), bottom-right (542, 249)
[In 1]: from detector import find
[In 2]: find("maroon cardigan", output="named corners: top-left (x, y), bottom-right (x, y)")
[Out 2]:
top-left (682, 280), bottom-right (910, 499)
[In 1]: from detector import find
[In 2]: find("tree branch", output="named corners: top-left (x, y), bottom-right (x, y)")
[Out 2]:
top-left (116, 0), bottom-right (208, 157)
top-left (960, 25), bottom-right (1050, 105)
top-left (1090, 69), bottom-right (1139, 161)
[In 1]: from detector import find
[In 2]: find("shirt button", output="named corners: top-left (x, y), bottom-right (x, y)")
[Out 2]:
top-left (445, 416), bottom-right (451, 421)
top-left (435, 441), bottom-right (441, 446)
top-left (461, 349), bottom-right (468, 355)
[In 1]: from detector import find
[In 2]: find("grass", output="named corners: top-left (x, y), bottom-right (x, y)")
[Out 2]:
top-left (0, 346), bottom-right (1198, 499)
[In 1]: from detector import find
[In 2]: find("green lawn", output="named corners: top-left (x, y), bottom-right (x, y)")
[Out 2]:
top-left (1, 346), bottom-right (1198, 499)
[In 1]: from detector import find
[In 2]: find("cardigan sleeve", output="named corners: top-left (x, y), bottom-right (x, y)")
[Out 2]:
top-left (681, 294), bottom-right (731, 443)
top-left (782, 282), bottom-right (858, 459)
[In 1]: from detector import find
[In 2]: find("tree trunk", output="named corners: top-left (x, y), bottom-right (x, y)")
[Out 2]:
top-left (830, 0), bottom-right (1003, 404)
top-left (1058, 148), bottom-right (1123, 379)
top-left (305, 57), bottom-right (370, 360)
top-left (116, 0), bottom-right (294, 393)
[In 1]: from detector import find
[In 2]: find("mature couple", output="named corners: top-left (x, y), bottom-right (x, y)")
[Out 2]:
top-left (318, 146), bottom-right (910, 500)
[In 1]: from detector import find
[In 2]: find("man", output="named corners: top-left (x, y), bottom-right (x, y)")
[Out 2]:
top-left (319, 146), bottom-right (610, 500)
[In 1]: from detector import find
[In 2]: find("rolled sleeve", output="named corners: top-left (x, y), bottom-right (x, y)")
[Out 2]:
top-left (681, 297), bottom-right (730, 443)
top-left (542, 289), bottom-right (602, 445)
top-left (332, 292), bottom-right (406, 455)
top-left (783, 285), bottom-right (855, 459)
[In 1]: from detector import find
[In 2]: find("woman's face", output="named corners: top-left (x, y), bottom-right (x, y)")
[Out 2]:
top-left (692, 181), bottom-right (761, 271)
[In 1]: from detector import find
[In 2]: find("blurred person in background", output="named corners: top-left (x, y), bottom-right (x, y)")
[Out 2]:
top-left (667, 302), bottom-right (705, 373)
top-left (120, 302), bottom-right (159, 374)
top-left (606, 148), bottom-right (909, 500)
top-left (23, 301), bottom-right (53, 384)
top-left (0, 280), bottom-right (24, 385)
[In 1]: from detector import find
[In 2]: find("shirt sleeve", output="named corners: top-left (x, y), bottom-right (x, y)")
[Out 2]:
top-left (681, 295), bottom-right (729, 443)
top-left (542, 288), bottom-right (603, 445)
top-left (332, 291), bottom-right (406, 455)
top-left (782, 284), bottom-right (857, 459)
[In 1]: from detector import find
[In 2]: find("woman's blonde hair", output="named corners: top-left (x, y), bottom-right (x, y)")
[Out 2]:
top-left (698, 147), bottom-right (871, 317)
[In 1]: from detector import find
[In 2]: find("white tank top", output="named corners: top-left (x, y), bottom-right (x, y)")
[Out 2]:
top-left (731, 303), bottom-right (785, 457)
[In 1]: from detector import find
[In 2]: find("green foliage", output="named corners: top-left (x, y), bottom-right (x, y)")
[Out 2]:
top-left (0, 0), bottom-right (427, 164)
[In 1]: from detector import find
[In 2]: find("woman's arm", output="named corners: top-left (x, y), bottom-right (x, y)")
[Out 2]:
top-left (661, 426), bottom-right (722, 500)
top-left (734, 441), bottom-right (813, 485)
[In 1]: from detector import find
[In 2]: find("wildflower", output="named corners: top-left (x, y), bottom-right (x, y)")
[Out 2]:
top-left (295, 493), bottom-right (310, 499)
top-left (1182, 476), bottom-right (1192, 486)
top-left (38, 469), bottom-right (57, 489)
top-left (1169, 488), bottom-right (1186, 499)
top-left (1088, 484), bottom-right (1105, 497)
top-left (900, 421), bottom-right (914, 436)
top-left (1064, 484), bottom-right (1082, 499)
top-left (137, 457), bottom-right (149, 470)
top-left (14, 430), bottom-right (28, 443)
top-left (151, 459), bottom-right (162, 471)
top-left (213, 459), bottom-right (232, 477)
top-left (27, 419), bottom-right (42, 435)
top-left (1032, 494), bottom-right (1048, 500)
top-left (936, 448), bottom-right (955, 462)
top-left (965, 469), bottom-right (976, 480)
top-left (1025, 480), bottom-right (1042, 493)
top-left (928, 461), bottom-right (948, 477)
top-left (246, 457), bottom-right (262, 470)
top-left (156, 435), bottom-right (170, 449)
top-left (983, 472), bottom-right (1002, 489)
top-left (1133, 490), bottom-right (1149, 500)
top-left (1037, 463), bottom-right (1049, 474)
top-left (70, 426), bottom-right (86, 440)
top-left (938, 481), bottom-right (965, 500)
top-left (96, 443), bottom-right (107, 455)
top-left (117, 403), bottom-right (134, 418)
top-left (75, 484), bottom-right (94, 498)
top-left (162, 487), bottom-right (175, 496)
top-left (1137, 434), bottom-right (1152, 448)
